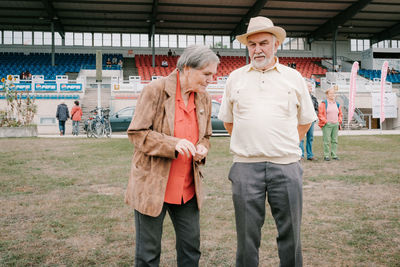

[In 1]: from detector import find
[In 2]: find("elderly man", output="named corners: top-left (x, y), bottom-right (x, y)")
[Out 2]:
top-left (218, 17), bottom-right (317, 267)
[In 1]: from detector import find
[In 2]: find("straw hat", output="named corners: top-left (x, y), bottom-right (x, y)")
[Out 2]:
top-left (236, 16), bottom-right (286, 45)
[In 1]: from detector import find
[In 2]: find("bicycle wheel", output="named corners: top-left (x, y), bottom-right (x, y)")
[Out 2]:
top-left (93, 121), bottom-right (104, 138)
top-left (104, 121), bottom-right (112, 138)
top-left (86, 121), bottom-right (93, 138)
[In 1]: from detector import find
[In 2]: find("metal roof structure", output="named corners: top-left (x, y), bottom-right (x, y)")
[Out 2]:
top-left (0, 0), bottom-right (399, 44)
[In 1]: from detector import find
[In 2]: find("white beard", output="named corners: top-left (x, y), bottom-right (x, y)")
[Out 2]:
top-left (251, 53), bottom-right (274, 70)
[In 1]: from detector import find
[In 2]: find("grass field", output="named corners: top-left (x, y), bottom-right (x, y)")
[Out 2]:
top-left (1, 135), bottom-right (399, 266)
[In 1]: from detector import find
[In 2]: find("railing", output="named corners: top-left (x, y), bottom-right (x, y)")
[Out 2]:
top-left (81, 64), bottom-right (121, 70)
top-left (337, 94), bottom-right (366, 128)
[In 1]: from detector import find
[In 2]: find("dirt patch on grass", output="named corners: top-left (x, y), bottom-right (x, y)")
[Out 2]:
top-left (89, 184), bottom-right (125, 196)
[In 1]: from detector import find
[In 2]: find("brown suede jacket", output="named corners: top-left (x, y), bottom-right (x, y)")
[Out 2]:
top-left (125, 70), bottom-right (212, 217)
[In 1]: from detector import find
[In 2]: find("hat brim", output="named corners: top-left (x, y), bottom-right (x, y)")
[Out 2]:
top-left (236, 27), bottom-right (286, 46)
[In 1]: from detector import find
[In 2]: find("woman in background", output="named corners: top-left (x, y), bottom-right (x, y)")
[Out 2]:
top-left (318, 85), bottom-right (343, 161)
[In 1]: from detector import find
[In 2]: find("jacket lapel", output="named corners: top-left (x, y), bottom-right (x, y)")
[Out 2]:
top-left (164, 70), bottom-right (178, 135)
top-left (194, 92), bottom-right (207, 139)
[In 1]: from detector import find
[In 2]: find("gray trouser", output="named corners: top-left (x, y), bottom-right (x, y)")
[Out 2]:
top-left (72, 121), bottom-right (80, 135)
top-left (134, 197), bottom-right (201, 267)
top-left (229, 161), bottom-right (303, 267)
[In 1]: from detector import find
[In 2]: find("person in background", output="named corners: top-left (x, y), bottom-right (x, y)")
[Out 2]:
top-left (300, 81), bottom-right (319, 161)
top-left (112, 56), bottom-right (118, 65)
top-left (216, 51), bottom-right (221, 59)
top-left (56, 100), bottom-right (70, 136)
top-left (161, 58), bottom-right (169, 67)
top-left (125, 45), bottom-right (219, 267)
top-left (318, 85), bottom-right (343, 161)
top-left (106, 58), bottom-right (112, 68)
top-left (218, 16), bottom-right (317, 267)
top-left (168, 49), bottom-right (173, 57)
top-left (71, 100), bottom-right (83, 136)
top-left (118, 59), bottom-right (123, 68)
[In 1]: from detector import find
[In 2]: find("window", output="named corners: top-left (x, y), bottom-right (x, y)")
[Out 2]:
top-left (34, 32), bottom-right (43, 45)
top-left (160, 34), bottom-right (168, 47)
top-left (140, 34), bottom-right (148, 47)
top-left (0, 31), bottom-right (2, 45)
top-left (357, 39), bottom-right (363, 51)
top-left (65, 32), bottom-right (73, 46)
top-left (350, 39), bottom-right (370, 51)
top-left (44, 32), bottom-right (52, 45)
top-left (14, 31), bottom-right (22, 44)
top-left (122, 34), bottom-right (130, 47)
top-left (214, 36), bottom-right (222, 48)
top-left (205, 35), bottom-right (213, 48)
top-left (74, 32), bottom-right (83, 46)
top-left (290, 38), bottom-right (298, 50)
top-left (282, 38), bottom-right (290, 50)
top-left (84, 33), bottom-right (92, 46)
top-left (223, 36), bottom-right (230, 49)
top-left (131, 34), bottom-right (140, 47)
top-left (55, 32), bottom-right (62, 46)
top-left (94, 33), bottom-right (102, 46)
top-left (298, 38), bottom-right (305, 50)
top-left (4, 31), bottom-right (12, 44)
top-left (169, 34), bottom-right (177, 48)
top-left (103, 33), bottom-right (111, 46)
top-left (178, 35), bottom-right (186, 48)
top-left (392, 40), bottom-right (398, 49)
top-left (195, 35), bottom-right (204, 46)
top-left (112, 33), bottom-right (120, 47)
top-left (40, 117), bottom-right (56, 125)
top-left (232, 39), bottom-right (241, 49)
top-left (187, 35), bottom-right (195, 46)
top-left (23, 31), bottom-right (32, 45)
top-left (153, 34), bottom-right (159, 47)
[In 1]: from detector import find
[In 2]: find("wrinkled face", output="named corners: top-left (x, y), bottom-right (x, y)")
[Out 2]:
top-left (326, 88), bottom-right (336, 101)
top-left (247, 32), bottom-right (279, 70)
top-left (184, 61), bottom-right (218, 92)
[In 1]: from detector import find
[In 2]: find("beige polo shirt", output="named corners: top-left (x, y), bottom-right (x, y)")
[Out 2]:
top-left (218, 58), bottom-right (318, 164)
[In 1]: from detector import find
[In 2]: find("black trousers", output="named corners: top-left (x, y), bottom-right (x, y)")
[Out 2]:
top-left (229, 161), bottom-right (303, 267)
top-left (134, 197), bottom-right (201, 267)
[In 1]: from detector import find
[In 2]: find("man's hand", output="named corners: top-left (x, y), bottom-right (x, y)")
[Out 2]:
top-left (224, 122), bottom-right (233, 136)
top-left (175, 139), bottom-right (196, 158)
top-left (194, 144), bottom-right (208, 162)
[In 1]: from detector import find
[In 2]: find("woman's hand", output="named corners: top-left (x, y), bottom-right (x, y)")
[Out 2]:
top-left (193, 144), bottom-right (208, 162)
top-left (175, 139), bottom-right (196, 158)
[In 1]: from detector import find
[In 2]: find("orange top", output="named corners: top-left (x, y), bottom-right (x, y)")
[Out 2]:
top-left (71, 106), bottom-right (83, 121)
top-left (164, 71), bottom-right (199, 204)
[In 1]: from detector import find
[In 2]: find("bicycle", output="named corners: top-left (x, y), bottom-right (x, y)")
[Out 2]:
top-left (102, 108), bottom-right (112, 138)
top-left (84, 107), bottom-right (112, 138)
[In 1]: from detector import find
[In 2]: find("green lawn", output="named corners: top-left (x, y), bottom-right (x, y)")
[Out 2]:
top-left (1, 135), bottom-right (399, 266)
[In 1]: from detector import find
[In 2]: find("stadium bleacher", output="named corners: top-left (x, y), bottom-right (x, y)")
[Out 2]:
top-left (135, 54), bottom-right (327, 81)
top-left (358, 69), bottom-right (400, 83)
top-left (0, 52), bottom-right (123, 80)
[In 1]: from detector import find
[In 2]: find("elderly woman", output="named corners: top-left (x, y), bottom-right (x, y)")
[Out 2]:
top-left (318, 85), bottom-right (343, 161)
top-left (125, 45), bottom-right (219, 266)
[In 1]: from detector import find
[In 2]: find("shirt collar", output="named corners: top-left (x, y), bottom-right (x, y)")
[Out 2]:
top-left (246, 56), bottom-right (282, 73)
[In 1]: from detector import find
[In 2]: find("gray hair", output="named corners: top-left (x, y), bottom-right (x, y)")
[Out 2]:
top-left (177, 45), bottom-right (220, 72)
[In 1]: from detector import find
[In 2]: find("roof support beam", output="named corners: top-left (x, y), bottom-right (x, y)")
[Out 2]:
top-left (371, 22), bottom-right (400, 44)
top-left (41, 0), bottom-right (65, 38)
top-left (308, 0), bottom-right (373, 43)
top-left (148, 0), bottom-right (159, 37)
top-left (230, 0), bottom-right (269, 42)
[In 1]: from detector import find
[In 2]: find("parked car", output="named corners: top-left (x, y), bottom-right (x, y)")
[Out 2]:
top-left (211, 100), bottom-right (228, 134)
top-left (110, 100), bottom-right (228, 134)
top-left (109, 106), bottom-right (135, 132)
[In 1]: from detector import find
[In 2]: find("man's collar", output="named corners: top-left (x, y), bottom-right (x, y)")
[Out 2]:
top-left (246, 56), bottom-right (282, 73)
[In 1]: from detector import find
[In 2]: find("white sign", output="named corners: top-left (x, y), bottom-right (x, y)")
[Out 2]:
top-left (371, 92), bottom-right (398, 118)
